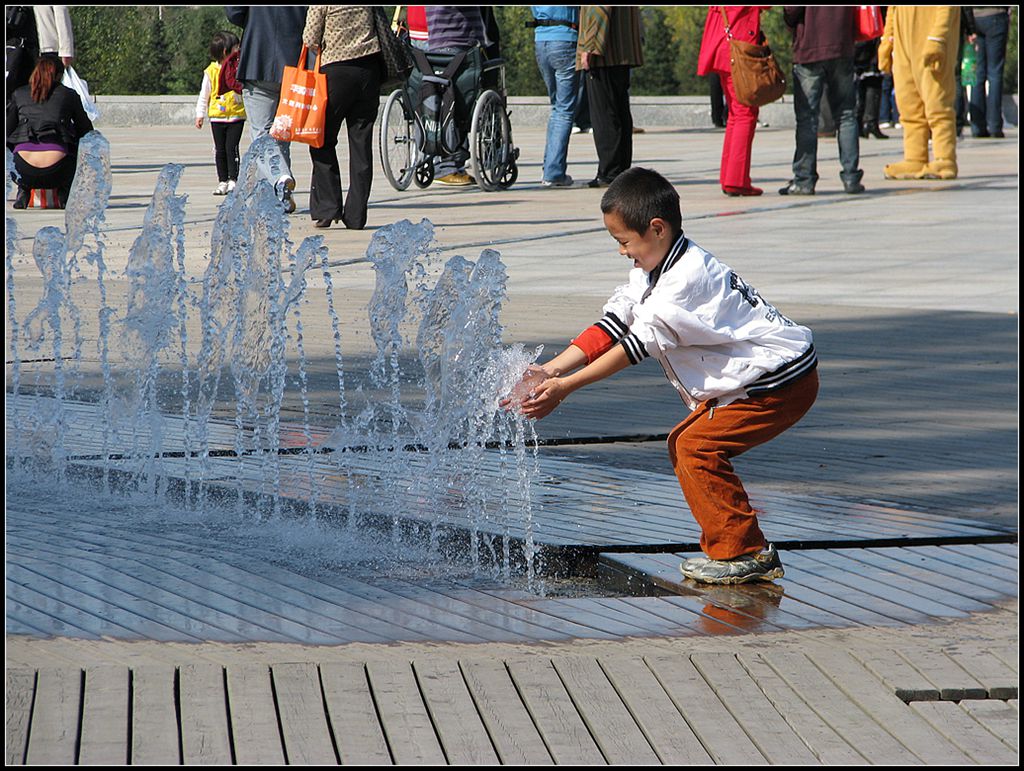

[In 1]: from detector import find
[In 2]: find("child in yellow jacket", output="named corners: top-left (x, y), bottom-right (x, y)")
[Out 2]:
top-left (195, 31), bottom-right (247, 195)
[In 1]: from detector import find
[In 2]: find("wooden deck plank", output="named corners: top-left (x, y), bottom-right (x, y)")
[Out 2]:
top-left (689, 652), bottom-right (820, 765)
top-left (596, 655), bottom-right (714, 764)
top-left (377, 579), bottom-right (592, 642)
top-left (896, 649), bottom-right (989, 701)
top-left (988, 646), bottom-right (1019, 674)
top-left (945, 649), bottom-right (1019, 700)
top-left (821, 549), bottom-right (1002, 611)
top-left (271, 662), bottom-right (338, 765)
top-left (521, 598), bottom-right (667, 638)
top-left (644, 654), bottom-right (768, 764)
top-left (756, 650), bottom-right (921, 764)
top-left (365, 660), bottom-right (447, 765)
top-left (860, 547), bottom-right (1015, 601)
top-left (24, 668), bottom-right (81, 766)
top-left (619, 594), bottom-right (751, 635)
top-left (13, 526), bottom-right (397, 645)
top-left (414, 658), bottom-right (501, 765)
top-left (458, 659), bottom-right (554, 766)
top-left (735, 653), bottom-right (868, 765)
top-left (583, 596), bottom-right (704, 636)
top-left (7, 538), bottom-right (303, 644)
top-left (550, 656), bottom-right (661, 765)
top-left (926, 545), bottom-right (1019, 584)
top-left (506, 658), bottom-right (606, 765)
top-left (178, 662), bottom-right (233, 765)
top-left (910, 701), bottom-right (1018, 765)
top-left (78, 666), bottom-right (129, 765)
top-left (847, 647), bottom-right (940, 702)
top-left (787, 551), bottom-right (971, 620)
top-left (131, 665), bottom-right (181, 766)
top-left (804, 647), bottom-right (974, 764)
top-left (319, 661), bottom-right (392, 766)
top-left (225, 664), bottom-right (287, 766)
top-left (957, 700), bottom-right (1019, 750)
top-left (758, 573), bottom-right (908, 628)
top-left (5, 669), bottom-right (36, 767)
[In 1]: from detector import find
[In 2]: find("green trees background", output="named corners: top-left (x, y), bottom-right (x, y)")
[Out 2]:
top-left (69, 5), bottom-right (1018, 99)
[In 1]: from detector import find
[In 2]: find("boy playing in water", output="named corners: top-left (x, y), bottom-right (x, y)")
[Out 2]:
top-left (509, 167), bottom-right (818, 584)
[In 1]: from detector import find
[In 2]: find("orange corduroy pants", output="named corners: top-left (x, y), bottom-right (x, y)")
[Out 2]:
top-left (667, 369), bottom-right (819, 561)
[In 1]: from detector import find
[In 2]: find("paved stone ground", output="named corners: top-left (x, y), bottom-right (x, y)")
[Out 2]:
top-left (5, 118), bottom-right (1019, 763)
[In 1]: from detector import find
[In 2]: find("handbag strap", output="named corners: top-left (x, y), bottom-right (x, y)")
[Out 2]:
top-left (719, 6), bottom-right (733, 40)
top-left (295, 44), bottom-right (322, 74)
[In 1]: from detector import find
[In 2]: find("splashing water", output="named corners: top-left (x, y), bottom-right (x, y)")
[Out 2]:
top-left (5, 131), bottom-right (546, 587)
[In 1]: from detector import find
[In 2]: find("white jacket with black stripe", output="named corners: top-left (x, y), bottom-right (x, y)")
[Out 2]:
top-left (595, 233), bottom-right (816, 411)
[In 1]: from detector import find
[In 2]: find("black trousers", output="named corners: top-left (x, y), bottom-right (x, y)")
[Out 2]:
top-left (309, 54), bottom-right (381, 229)
top-left (586, 65), bottom-right (633, 182)
top-left (13, 152), bottom-right (77, 201)
top-left (211, 120), bottom-right (245, 182)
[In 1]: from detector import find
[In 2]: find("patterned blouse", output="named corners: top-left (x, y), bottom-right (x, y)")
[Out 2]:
top-left (303, 6), bottom-right (380, 66)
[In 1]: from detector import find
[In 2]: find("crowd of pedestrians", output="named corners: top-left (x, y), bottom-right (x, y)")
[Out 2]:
top-left (6, 5), bottom-right (1015, 217)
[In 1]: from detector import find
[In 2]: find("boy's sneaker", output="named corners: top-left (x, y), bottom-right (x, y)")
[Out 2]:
top-left (540, 175), bottom-right (573, 188)
top-left (680, 545), bottom-right (785, 584)
top-left (213, 181), bottom-right (229, 195)
top-left (226, 180), bottom-right (236, 193)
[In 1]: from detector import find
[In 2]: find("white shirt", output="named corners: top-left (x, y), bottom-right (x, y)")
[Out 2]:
top-left (597, 234), bottom-right (816, 409)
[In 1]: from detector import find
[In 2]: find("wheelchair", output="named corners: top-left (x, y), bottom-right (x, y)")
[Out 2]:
top-left (379, 46), bottom-right (519, 192)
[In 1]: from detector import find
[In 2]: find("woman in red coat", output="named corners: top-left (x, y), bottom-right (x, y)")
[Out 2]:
top-left (697, 6), bottom-right (769, 196)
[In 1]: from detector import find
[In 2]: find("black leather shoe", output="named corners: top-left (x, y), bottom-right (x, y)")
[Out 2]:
top-left (314, 219), bottom-right (333, 228)
top-left (587, 177), bottom-right (613, 188)
top-left (870, 125), bottom-right (889, 139)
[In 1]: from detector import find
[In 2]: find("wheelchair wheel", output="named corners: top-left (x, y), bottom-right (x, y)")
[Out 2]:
top-left (469, 90), bottom-right (514, 192)
top-left (414, 159), bottom-right (434, 188)
top-left (498, 154), bottom-right (519, 190)
top-left (379, 89), bottom-right (418, 191)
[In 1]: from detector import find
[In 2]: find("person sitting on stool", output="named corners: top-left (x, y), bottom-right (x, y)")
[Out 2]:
top-left (7, 54), bottom-right (93, 209)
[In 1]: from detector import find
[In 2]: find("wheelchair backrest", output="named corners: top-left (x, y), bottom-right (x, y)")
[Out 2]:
top-left (406, 47), bottom-right (485, 158)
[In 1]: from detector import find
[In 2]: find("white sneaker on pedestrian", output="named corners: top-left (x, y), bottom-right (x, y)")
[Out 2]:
top-left (226, 180), bottom-right (236, 193)
top-left (540, 175), bottom-right (573, 188)
top-left (275, 175), bottom-right (296, 213)
top-left (213, 181), bottom-right (229, 195)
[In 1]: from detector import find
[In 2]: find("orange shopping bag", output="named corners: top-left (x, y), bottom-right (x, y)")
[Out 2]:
top-left (270, 45), bottom-right (327, 148)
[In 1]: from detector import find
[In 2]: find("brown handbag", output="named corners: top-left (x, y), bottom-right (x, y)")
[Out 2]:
top-left (720, 6), bottom-right (786, 108)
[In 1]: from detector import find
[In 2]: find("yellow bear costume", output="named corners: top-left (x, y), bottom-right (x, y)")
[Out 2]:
top-left (878, 6), bottom-right (960, 180)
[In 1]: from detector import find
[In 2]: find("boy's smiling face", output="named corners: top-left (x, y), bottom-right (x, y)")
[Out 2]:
top-left (603, 210), bottom-right (673, 274)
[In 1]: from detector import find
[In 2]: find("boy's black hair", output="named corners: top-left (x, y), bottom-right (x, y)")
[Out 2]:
top-left (210, 31), bottom-right (240, 62)
top-left (600, 167), bottom-right (683, 237)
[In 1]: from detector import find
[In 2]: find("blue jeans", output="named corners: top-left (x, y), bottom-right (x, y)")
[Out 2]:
top-left (792, 59), bottom-right (862, 189)
top-left (535, 40), bottom-right (579, 182)
top-left (969, 12), bottom-right (1009, 135)
top-left (241, 80), bottom-right (294, 176)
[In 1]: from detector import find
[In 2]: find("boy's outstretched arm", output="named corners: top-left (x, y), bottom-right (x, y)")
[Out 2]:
top-left (522, 344), bottom-right (632, 420)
